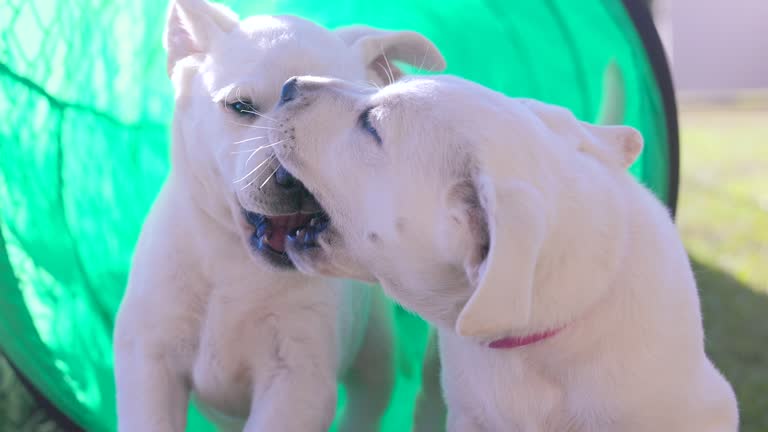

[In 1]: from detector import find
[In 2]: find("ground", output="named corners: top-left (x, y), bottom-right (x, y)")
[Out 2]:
top-left (677, 100), bottom-right (768, 431)
top-left (1, 102), bottom-right (766, 430)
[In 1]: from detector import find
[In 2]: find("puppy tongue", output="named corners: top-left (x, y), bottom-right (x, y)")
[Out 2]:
top-left (265, 213), bottom-right (312, 252)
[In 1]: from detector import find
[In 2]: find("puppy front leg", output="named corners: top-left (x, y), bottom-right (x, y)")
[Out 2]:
top-left (244, 369), bottom-right (337, 432)
top-left (338, 288), bottom-right (394, 432)
top-left (414, 328), bottom-right (447, 432)
top-left (114, 342), bottom-right (189, 432)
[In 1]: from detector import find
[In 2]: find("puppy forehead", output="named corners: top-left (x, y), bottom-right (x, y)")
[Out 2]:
top-left (207, 21), bottom-right (361, 97)
top-left (240, 15), bottom-right (345, 50)
top-left (383, 75), bottom-right (518, 115)
top-left (370, 81), bottom-right (474, 175)
top-left (239, 15), bottom-right (292, 35)
top-left (373, 77), bottom-right (481, 131)
top-left (377, 76), bottom-right (553, 166)
top-left (374, 78), bottom-right (441, 106)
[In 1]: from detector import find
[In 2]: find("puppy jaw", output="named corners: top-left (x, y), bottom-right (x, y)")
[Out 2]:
top-left (268, 87), bottom-right (365, 279)
top-left (288, 239), bottom-right (376, 283)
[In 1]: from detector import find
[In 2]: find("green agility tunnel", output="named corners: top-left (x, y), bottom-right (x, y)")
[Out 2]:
top-left (0, 0), bottom-right (677, 430)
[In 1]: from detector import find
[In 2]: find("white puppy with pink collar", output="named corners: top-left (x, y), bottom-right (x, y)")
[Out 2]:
top-left (266, 75), bottom-right (739, 431)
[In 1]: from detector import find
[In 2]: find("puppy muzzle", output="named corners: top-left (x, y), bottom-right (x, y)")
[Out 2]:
top-left (241, 165), bottom-right (328, 268)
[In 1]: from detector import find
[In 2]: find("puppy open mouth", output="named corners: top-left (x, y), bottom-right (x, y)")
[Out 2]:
top-left (243, 169), bottom-right (329, 267)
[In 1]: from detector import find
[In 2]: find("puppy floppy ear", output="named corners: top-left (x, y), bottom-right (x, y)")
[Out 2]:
top-left (580, 124), bottom-right (644, 170)
top-left (164, 0), bottom-right (239, 76)
top-left (456, 175), bottom-right (548, 339)
top-left (521, 99), bottom-right (643, 170)
top-left (334, 26), bottom-right (446, 84)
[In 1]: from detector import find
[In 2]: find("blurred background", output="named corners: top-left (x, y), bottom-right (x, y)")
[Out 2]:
top-left (1, 0), bottom-right (766, 430)
top-left (653, 1), bottom-right (768, 429)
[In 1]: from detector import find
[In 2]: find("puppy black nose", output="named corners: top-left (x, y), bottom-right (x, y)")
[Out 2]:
top-left (279, 77), bottom-right (299, 105)
top-left (274, 165), bottom-right (296, 189)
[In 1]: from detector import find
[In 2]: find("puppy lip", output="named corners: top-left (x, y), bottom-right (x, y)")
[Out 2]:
top-left (284, 241), bottom-right (324, 275)
top-left (285, 232), bottom-right (333, 269)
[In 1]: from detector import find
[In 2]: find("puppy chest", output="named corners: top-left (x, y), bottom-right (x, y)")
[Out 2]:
top-left (442, 348), bottom-right (580, 430)
top-left (190, 311), bottom-right (278, 416)
top-left (188, 292), bottom-right (338, 416)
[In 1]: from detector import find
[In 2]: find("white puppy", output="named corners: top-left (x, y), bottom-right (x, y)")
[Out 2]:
top-left (113, 0), bottom-right (445, 430)
top-left (266, 75), bottom-right (739, 431)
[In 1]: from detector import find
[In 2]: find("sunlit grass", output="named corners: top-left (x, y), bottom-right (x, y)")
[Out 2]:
top-left (676, 103), bottom-right (768, 431)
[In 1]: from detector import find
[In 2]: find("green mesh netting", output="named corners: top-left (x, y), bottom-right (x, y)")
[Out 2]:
top-left (0, 0), bottom-right (673, 430)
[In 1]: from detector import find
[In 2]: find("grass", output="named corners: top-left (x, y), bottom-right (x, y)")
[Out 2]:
top-left (0, 354), bottom-right (61, 431)
top-left (1, 102), bottom-right (766, 431)
top-left (676, 102), bottom-right (768, 431)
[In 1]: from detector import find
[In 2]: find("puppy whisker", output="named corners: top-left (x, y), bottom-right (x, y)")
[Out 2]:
top-left (219, 88), bottom-right (275, 123)
top-left (417, 46), bottom-right (429, 72)
top-left (252, 153), bottom-right (280, 180)
top-left (259, 164), bottom-right (282, 190)
top-left (233, 154), bottom-right (275, 184)
top-left (226, 119), bottom-right (279, 130)
top-left (234, 136), bottom-right (266, 145)
top-left (378, 44), bottom-right (396, 86)
top-left (241, 109), bottom-right (277, 122)
top-left (239, 174), bottom-right (262, 191)
top-left (254, 147), bottom-right (293, 190)
top-left (383, 53), bottom-right (395, 86)
top-left (244, 140), bottom-right (286, 165)
top-left (233, 90), bottom-right (277, 123)
top-left (240, 158), bottom-right (274, 190)
top-left (376, 62), bottom-right (393, 87)
top-left (352, 80), bottom-right (380, 91)
top-left (240, 156), bottom-right (275, 191)
top-left (243, 125), bottom-right (278, 130)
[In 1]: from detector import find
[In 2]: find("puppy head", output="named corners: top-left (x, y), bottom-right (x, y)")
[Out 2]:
top-left (269, 75), bottom-right (641, 338)
top-left (164, 0), bottom-right (445, 269)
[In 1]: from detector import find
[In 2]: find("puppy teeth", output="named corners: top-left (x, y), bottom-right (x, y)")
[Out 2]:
top-left (256, 223), bottom-right (270, 238)
top-left (296, 228), bottom-right (307, 239)
top-left (303, 230), bottom-right (317, 246)
top-left (256, 233), bottom-right (268, 250)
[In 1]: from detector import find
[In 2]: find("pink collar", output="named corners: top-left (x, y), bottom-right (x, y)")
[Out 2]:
top-left (488, 326), bottom-right (564, 349)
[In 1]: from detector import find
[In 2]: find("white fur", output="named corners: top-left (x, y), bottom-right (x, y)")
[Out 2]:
top-left (113, 1), bottom-right (446, 430)
top-left (267, 75), bottom-right (739, 431)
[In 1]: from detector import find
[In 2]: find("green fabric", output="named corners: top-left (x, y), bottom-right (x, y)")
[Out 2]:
top-left (0, 0), bottom-right (670, 430)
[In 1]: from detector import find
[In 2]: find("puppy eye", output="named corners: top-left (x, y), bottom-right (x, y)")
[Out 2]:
top-left (359, 107), bottom-right (382, 145)
top-left (225, 100), bottom-right (259, 119)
